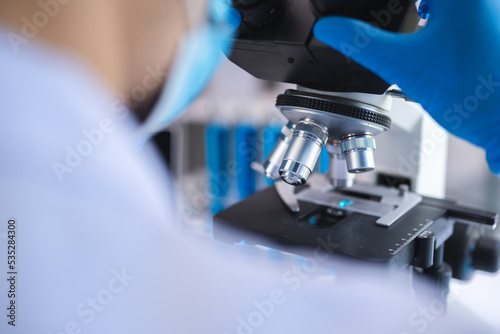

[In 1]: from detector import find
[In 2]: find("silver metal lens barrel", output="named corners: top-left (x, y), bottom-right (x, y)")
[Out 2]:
top-left (263, 121), bottom-right (295, 180)
top-left (341, 133), bottom-right (376, 173)
top-left (327, 141), bottom-right (354, 188)
top-left (279, 118), bottom-right (329, 186)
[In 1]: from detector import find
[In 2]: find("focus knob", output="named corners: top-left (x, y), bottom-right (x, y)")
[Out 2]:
top-left (231, 0), bottom-right (287, 28)
top-left (444, 223), bottom-right (500, 280)
top-left (473, 235), bottom-right (500, 274)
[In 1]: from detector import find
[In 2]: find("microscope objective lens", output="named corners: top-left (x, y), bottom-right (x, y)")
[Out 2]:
top-left (279, 118), bottom-right (329, 186)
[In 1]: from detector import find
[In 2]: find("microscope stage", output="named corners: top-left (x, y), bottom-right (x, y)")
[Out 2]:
top-left (213, 179), bottom-right (497, 272)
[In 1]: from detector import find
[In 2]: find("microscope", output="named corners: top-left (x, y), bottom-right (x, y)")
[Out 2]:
top-left (213, 0), bottom-right (500, 293)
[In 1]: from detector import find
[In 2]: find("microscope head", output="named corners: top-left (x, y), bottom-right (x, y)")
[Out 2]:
top-left (228, 0), bottom-right (419, 94)
top-left (226, 0), bottom-right (420, 186)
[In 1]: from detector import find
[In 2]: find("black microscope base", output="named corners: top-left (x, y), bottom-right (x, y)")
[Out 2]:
top-left (213, 185), bottom-right (497, 274)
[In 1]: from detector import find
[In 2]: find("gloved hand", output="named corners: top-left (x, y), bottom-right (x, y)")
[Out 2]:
top-left (314, 0), bottom-right (500, 175)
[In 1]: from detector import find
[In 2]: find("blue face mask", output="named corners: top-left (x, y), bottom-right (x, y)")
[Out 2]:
top-left (140, 0), bottom-right (241, 136)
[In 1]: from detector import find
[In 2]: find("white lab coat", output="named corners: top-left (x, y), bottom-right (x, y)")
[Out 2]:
top-left (0, 28), bottom-right (498, 334)
top-left (0, 26), bottom-right (186, 333)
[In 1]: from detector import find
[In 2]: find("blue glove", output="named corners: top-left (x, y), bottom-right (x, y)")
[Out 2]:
top-left (314, 0), bottom-right (500, 175)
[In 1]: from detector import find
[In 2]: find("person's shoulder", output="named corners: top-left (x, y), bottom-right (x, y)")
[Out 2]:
top-left (0, 36), bottom-right (175, 216)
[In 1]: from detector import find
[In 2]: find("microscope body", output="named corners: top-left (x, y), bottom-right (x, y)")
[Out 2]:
top-left (214, 0), bottom-right (500, 290)
top-left (227, 0), bottom-right (421, 187)
top-left (229, 0), bottom-right (418, 93)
